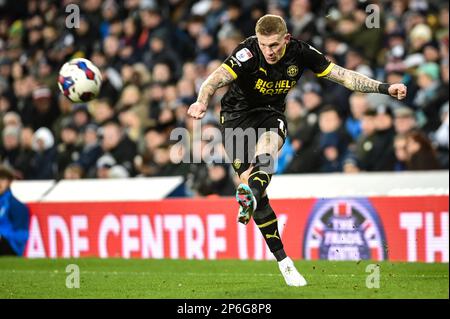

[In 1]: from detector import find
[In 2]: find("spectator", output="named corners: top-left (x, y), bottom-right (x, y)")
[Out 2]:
top-left (135, 125), bottom-right (167, 177)
top-left (53, 94), bottom-right (75, 138)
top-left (21, 86), bottom-right (60, 131)
top-left (405, 130), bottom-right (441, 170)
top-left (0, 0), bottom-right (447, 196)
top-left (116, 84), bottom-right (148, 140)
top-left (56, 121), bottom-right (81, 179)
top-left (221, 1), bottom-right (254, 38)
top-left (63, 163), bottom-right (84, 180)
top-left (394, 106), bottom-right (418, 134)
top-left (102, 34), bottom-right (123, 73)
top-left (393, 134), bottom-right (408, 171)
top-left (152, 142), bottom-right (189, 177)
top-left (414, 62), bottom-right (448, 132)
top-left (98, 121), bottom-right (137, 177)
top-left (2, 111), bottom-right (22, 130)
top-left (138, 4), bottom-right (170, 51)
top-left (14, 127), bottom-right (35, 180)
top-left (288, 0), bottom-right (317, 43)
top-left (369, 104), bottom-right (397, 171)
top-left (196, 160), bottom-right (235, 196)
top-left (1, 126), bottom-right (21, 171)
top-left (96, 154), bottom-right (129, 178)
top-left (152, 62), bottom-right (173, 85)
top-left (0, 165), bottom-right (29, 256)
top-left (142, 33), bottom-right (182, 80)
top-left (318, 106), bottom-right (352, 172)
top-left (187, 123), bottom-right (235, 197)
top-left (91, 51), bottom-right (123, 102)
top-left (285, 82), bottom-right (324, 173)
top-left (432, 102), bottom-right (449, 168)
top-left (204, 0), bottom-right (227, 35)
top-left (71, 104), bottom-right (92, 133)
top-left (285, 92), bottom-right (304, 137)
top-left (30, 127), bottom-right (56, 180)
top-left (91, 98), bottom-right (116, 126)
top-left (344, 109), bottom-right (377, 173)
top-left (73, 15), bottom-right (96, 59)
top-left (77, 124), bottom-right (102, 177)
top-left (346, 92), bottom-right (370, 140)
top-left (0, 95), bottom-right (17, 132)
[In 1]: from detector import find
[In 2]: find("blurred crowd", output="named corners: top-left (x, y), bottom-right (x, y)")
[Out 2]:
top-left (0, 0), bottom-right (448, 197)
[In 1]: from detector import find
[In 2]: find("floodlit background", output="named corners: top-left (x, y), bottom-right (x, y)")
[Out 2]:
top-left (0, 0), bottom-right (448, 299)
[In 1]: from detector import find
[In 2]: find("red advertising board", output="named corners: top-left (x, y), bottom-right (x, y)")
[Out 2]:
top-left (25, 196), bottom-right (448, 262)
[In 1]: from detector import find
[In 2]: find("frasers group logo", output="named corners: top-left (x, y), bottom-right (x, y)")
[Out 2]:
top-left (303, 199), bottom-right (387, 261)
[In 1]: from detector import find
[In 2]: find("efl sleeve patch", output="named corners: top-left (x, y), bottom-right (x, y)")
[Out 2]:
top-left (236, 48), bottom-right (253, 62)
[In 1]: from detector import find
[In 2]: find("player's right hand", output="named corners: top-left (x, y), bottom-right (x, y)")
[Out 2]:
top-left (187, 101), bottom-right (207, 119)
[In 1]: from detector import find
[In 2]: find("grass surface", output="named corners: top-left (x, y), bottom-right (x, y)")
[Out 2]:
top-left (0, 258), bottom-right (448, 299)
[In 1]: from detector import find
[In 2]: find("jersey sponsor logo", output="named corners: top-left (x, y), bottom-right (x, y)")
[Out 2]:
top-left (254, 79), bottom-right (297, 95)
top-left (236, 48), bottom-right (253, 62)
top-left (287, 65), bottom-right (299, 77)
top-left (303, 198), bottom-right (387, 261)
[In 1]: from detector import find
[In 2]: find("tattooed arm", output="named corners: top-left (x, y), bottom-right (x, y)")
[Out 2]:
top-left (322, 64), bottom-right (407, 100)
top-left (188, 66), bottom-right (235, 119)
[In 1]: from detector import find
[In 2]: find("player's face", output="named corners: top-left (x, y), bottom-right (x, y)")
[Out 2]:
top-left (257, 33), bottom-right (290, 65)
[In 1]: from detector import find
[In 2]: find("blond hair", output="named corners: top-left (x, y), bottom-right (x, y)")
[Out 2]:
top-left (255, 14), bottom-right (287, 36)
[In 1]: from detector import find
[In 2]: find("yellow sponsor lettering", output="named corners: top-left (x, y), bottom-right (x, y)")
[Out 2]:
top-left (254, 78), bottom-right (264, 90)
top-left (254, 79), bottom-right (298, 95)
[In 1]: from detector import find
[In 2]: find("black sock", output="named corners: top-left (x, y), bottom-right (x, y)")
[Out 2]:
top-left (248, 153), bottom-right (274, 204)
top-left (253, 196), bottom-right (287, 262)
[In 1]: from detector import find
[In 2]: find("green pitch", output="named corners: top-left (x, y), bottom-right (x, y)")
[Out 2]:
top-left (0, 258), bottom-right (448, 299)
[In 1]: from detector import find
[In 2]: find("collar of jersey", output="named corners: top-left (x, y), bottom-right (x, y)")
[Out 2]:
top-left (280, 44), bottom-right (287, 60)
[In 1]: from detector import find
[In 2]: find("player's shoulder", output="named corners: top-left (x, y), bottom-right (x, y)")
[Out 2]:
top-left (233, 36), bottom-right (259, 63)
top-left (240, 35), bottom-right (258, 49)
top-left (288, 37), bottom-right (314, 53)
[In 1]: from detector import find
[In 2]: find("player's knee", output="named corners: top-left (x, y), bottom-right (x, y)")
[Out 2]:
top-left (256, 131), bottom-right (283, 155)
top-left (239, 167), bottom-right (252, 185)
top-left (253, 153), bottom-right (276, 174)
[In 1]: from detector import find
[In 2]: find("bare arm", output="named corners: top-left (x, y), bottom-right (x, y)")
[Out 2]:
top-left (188, 65), bottom-right (235, 119)
top-left (196, 65), bottom-right (235, 106)
top-left (322, 64), bottom-right (383, 93)
top-left (322, 64), bottom-right (407, 100)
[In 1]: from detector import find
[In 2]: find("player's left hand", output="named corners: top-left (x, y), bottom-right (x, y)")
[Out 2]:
top-left (388, 83), bottom-right (407, 100)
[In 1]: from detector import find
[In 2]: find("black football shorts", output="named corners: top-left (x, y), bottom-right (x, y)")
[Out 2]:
top-left (219, 110), bottom-right (287, 176)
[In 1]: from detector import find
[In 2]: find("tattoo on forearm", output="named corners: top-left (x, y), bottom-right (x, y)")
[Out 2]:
top-left (324, 65), bottom-right (382, 93)
top-left (197, 66), bottom-right (235, 105)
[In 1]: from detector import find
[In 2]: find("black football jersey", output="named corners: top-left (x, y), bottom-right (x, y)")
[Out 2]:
top-left (221, 36), bottom-right (333, 115)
